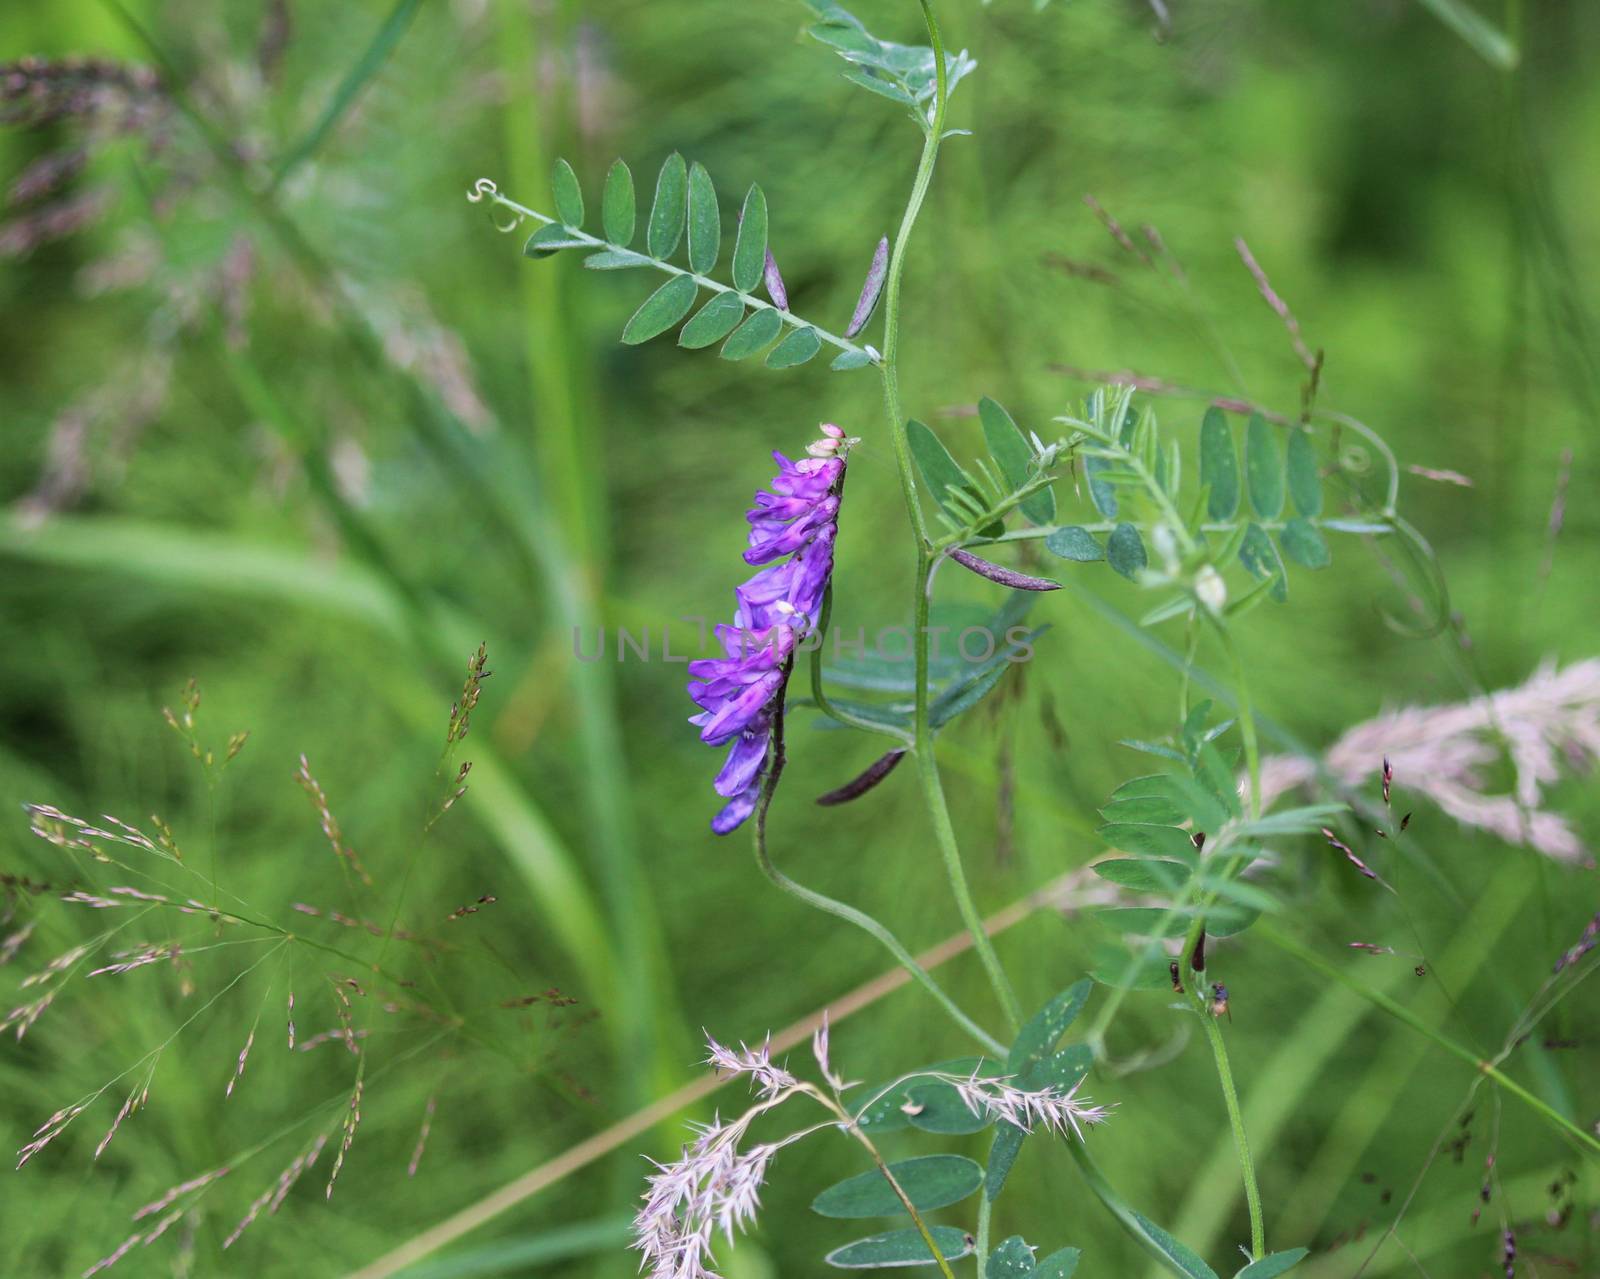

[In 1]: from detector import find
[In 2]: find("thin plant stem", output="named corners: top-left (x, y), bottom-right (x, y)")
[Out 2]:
top-left (1198, 1010), bottom-right (1265, 1260)
top-left (1064, 1142), bottom-right (1211, 1279)
top-left (1219, 623), bottom-right (1262, 823)
top-left (874, 0), bottom-right (1024, 1034)
top-left (754, 663), bottom-right (1004, 1057)
top-left (1261, 922), bottom-right (1600, 1156)
top-left (913, 667), bottom-right (1025, 1031)
top-left (827, 1094), bottom-right (956, 1279)
top-left (975, 1188), bottom-right (992, 1275)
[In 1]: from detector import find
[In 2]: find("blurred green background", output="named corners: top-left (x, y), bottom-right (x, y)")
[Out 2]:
top-left (2, 0), bottom-right (1597, 1275)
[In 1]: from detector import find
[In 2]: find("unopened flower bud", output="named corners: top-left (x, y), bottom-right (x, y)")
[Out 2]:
top-left (1195, 565), bottom-right (1227, 614)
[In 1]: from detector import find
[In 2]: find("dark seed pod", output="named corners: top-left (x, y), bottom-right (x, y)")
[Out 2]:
top-left (844, 235), bottom-right (889, 338)
top-left (816, 748), bottom-right (907, 807)
top-left (948, 547), bottom-right (1060, 591)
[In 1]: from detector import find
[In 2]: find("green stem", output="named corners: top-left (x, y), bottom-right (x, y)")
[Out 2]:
top-left (975, 1189), bottom-right (992, 1275)
top-left (1064, 1142), bottom-right (1206, 1279)
top-left (1217, 624), bottom-right (1261, 822)
top-left (873, 0), bottom-right (1023, 1035)
top-left (1198, 1010), bottom-right (1265, 1260)
top-left (914, 641), bottom-right (1024, 1030)
top-left (1177, 620), bottom-right (1262, 972)
top-left (1151, 616), bottom-right (1264, 1259)
top-left (1261, 923), bottom-right (1600, 1156)
top-left (839, 1105), bottom-right (957, 1279)
top-left (755, 667), bottom-right (1004, 1058)
top-left (876, 0), bottom-right (948, 550)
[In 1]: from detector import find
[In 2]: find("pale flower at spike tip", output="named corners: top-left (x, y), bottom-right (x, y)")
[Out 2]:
top-left (687, 424), bottom-right (855, 834)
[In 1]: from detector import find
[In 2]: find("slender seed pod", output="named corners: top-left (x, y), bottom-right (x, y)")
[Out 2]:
top-left (948, 547), bottom-right (1060, 591)
top-left (816, 748), bottom-right (907, 806)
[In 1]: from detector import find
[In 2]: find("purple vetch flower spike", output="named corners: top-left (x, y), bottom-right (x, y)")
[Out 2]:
top-left (689, 425), bottom-right (855, 834)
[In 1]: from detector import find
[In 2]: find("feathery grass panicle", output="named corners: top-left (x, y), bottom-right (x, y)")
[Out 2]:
top-left (950, 1071), bottom-right (1112, 1142)
top-left (445, 644), bottom-right (491, 749)
top-left (0, 920), bottom-right (36, 965)
top-left (94, 1078), bottom-right (151, 1160)
top-left (224, 1135), bottom-right (327, 1249)
top-left (1258, 659), bottom-right (1600, 865)
top-left (294, 756), bottom-right (373, 887)
top-left (325, 1077), bottom-right (364, 1200)
top-left (225, 1025), bottom-right (256, 1099)
top-left (406, 1095), bottom-right (436, 1178)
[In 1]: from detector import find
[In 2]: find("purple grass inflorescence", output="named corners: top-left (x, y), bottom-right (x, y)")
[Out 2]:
top-left (688, 425), bottom-right (854, 834)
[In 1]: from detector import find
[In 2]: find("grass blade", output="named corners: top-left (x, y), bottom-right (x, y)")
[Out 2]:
top-left (271, 0), bottom-right (425, 188)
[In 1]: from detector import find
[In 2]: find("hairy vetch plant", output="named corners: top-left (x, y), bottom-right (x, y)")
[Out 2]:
top-left (462, 2), bottom-right (1599, 1277)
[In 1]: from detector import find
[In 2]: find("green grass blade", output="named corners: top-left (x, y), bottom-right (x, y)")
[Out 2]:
top-left (271, 0), bottom-right (425, 189)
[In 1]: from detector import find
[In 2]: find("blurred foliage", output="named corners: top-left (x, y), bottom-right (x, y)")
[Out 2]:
top-left (1, 0), bottom-right (1597, 1276)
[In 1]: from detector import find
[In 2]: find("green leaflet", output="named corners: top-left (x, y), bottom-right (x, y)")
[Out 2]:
top-left (1128, 1213), bottom-right (1219, 1279)
top-left (523, 224), bottom-right (587, 257)
top-left (583, 249), bottom-right (649, 270)
top-left (1200, 407), bottom-right (1240, 521)
top-left (811, 1154), bottom-right (982, 1219)
top-left (1089, 938), bottom-right (1173, 991)
top-left (1286, 428), bottom-right (1321, 516)
top-left (1034, 1249), bottom-right (1082, 1278)
top-left (732, 184), bottom-right (768, 293)
top-left (720, 307), bottom-right (784, 360)
top-left (1100, 793), bottom-right (1188, 826)
top-left (686, 161), bottom-right (720, 274)
top-left (1096, 823), bottom-right (1198, 860)
top-left (646, 152), bottom-right (687, 259)
top-left (825, 1227), bottom-right (974, 1269)
top-left (1238, 523), bottom-right (1288, 602)
top-left (979, 396), bottom-right (1054, 524)
top-left (1234, 1248), bottom-right (1309, 1278)
top-left (852, 1056), bottom-right (1003, 1134)
top-left (678, 293), bottom-right (744, 349)
top-left (766, 326), bottom-right (822, 368)
top-left (987, 1237), bottom-right (1037, 1279)
top-left (1091, 858), bottom-right (1192, 892)
top-left (1008, 980), bottom-right (1092, 1074)
top-left (1278, 517), bottom-right (1329, 569)
top-left (1044, 526), bottom-right (1104, 562)
top-left (908, 419), bottom-right (971, 523)
top-left (620, 275), bottom-right (697, 344)
top-left (1106, 523), bottom-right (1147, 580)
top-left (1085, 455), bottom-right (1119, 517)
top-left (602, 159), bottom-right (636, 246)
top-left (985, 1124), bottom-right (1026, 1202)
top-left (1245, 413), bottom-right (1284, 519)
top-left (551, 157), bottom-right (584, 228)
